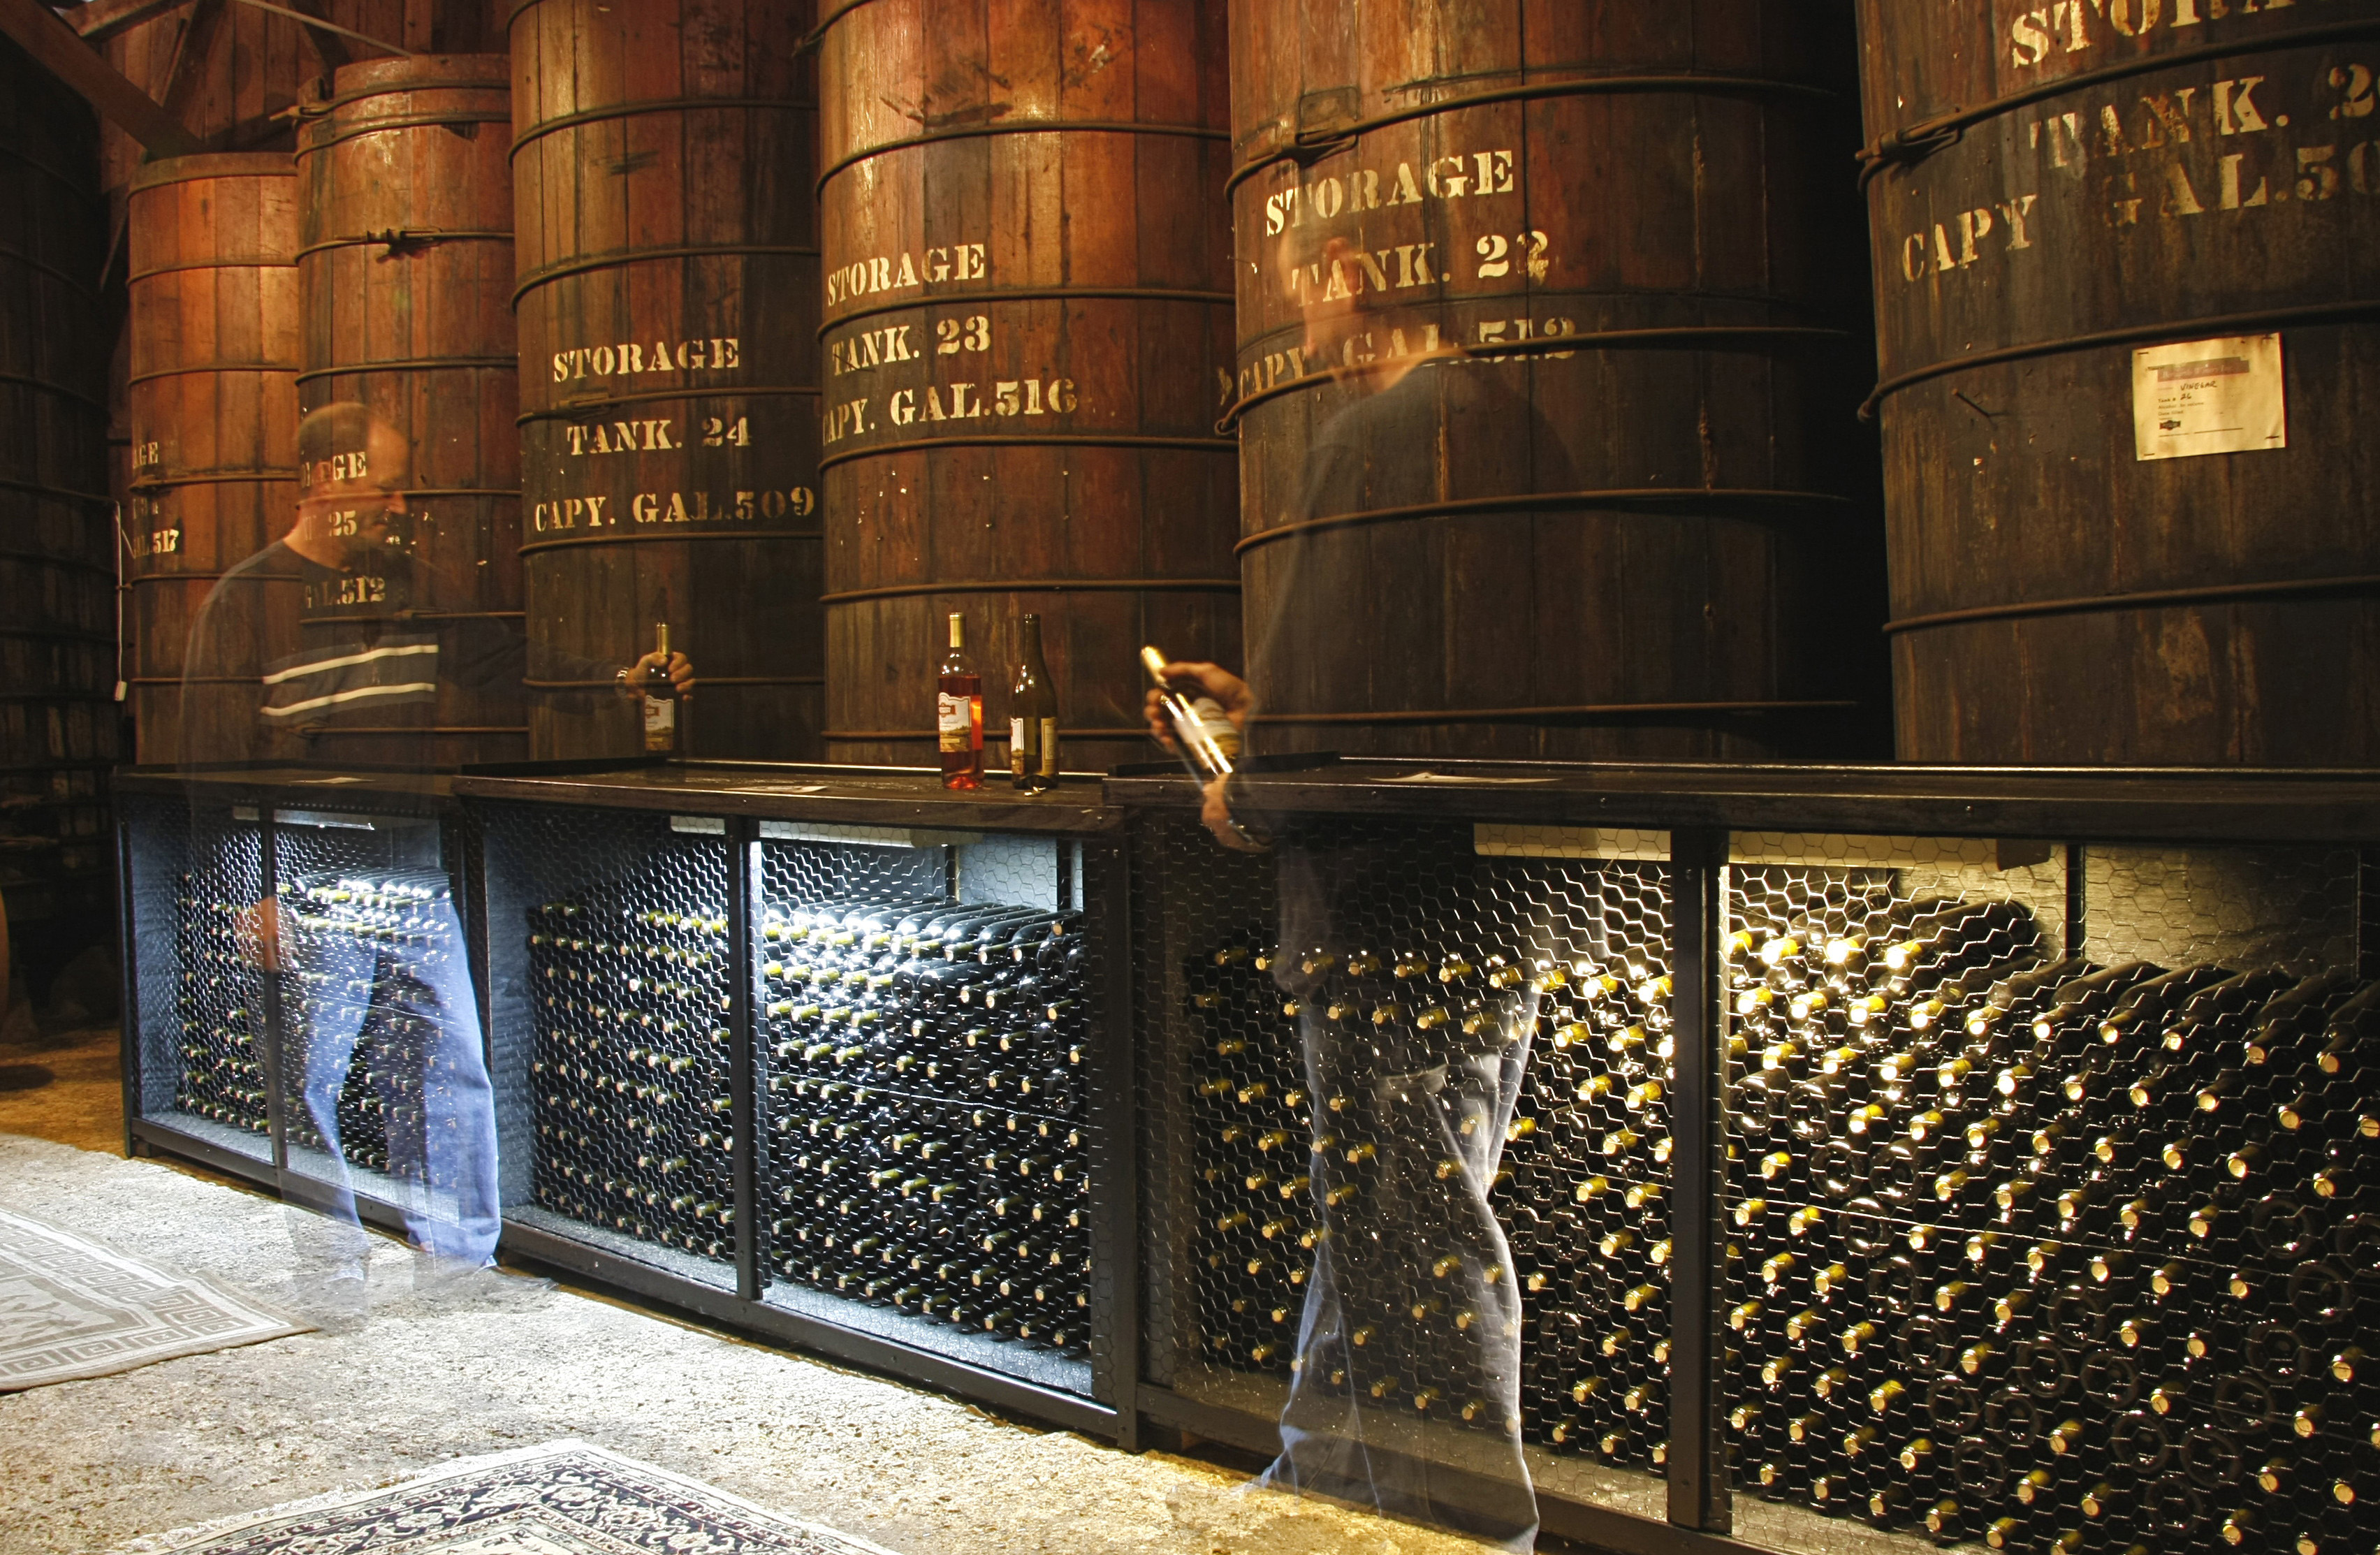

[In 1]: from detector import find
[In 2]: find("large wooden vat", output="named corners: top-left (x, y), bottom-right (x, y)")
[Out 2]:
top-left (1229, 2), bottom-right (1881, 760)
top-left (125, 153), bottom-right (302, 767)
top-left (817, 0), bottom-right (1242, 773)
top-left (511, 0), bottom-right (824, 760)
top-left (1862, 3), bottom-right (2380, 763)
top-left (295, 55), bottom-right (525, 768)
top-left (0, 37), bottom-right (117, 932)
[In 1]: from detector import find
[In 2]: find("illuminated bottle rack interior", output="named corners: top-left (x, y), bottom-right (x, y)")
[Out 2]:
top-left (1716, 837), bottom-right (2374, 1555)
top-left (458, 786), bottom-right (1120, 1415)
top-left (172, 861), bottom-right (269, 1137)
top-left (282, 869), bottom-right (458, 1182)
top-left (1130, 810), bottom-right (1687, 1537)
top-left (754, 874), bottom-right (1093, 1355)
top-left (747, 826), bottom-right (1099, 1378)
top-left (527, 886), bottom-right (738, 1263)
top-left (126, 791), bottom-right (463, 1183)
top-left (1148, 816), bottom-right (1681, 1482)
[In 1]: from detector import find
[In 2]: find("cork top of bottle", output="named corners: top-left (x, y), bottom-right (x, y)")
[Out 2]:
top-left (947, 613), bottom-right (965, 648)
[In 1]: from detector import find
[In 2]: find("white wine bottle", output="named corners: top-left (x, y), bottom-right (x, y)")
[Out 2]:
top-left (1010, 614), bottom-right (1058, 793)
top-left (1140, 645), bottom-right (1264, 847)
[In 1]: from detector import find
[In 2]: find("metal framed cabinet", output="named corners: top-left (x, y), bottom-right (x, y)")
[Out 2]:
top-left (453, 763), bottom-right (1139, 1445)
top-left (1111, 760), bottom-right (2380, 1555)
top-left (117, 757), bottom-right (2380, 1555)
top-left (115, 767), bottom-right (479, 1234)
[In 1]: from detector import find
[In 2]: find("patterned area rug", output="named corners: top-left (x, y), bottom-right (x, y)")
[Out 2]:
top-left (0, 1206), bottom-right (309, 1389)
top-left (122, 1440), bottom-right (907, 1554)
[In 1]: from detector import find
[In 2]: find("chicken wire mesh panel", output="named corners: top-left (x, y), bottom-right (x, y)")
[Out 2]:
top-left (126, 791), bottom-right (272, 1161)
top-left (1717, 836), bottom-right (2373, 1555)
top-left (270, 808), bottom-right (458, 1207)
top-left (754, 824), bottom-right (1095, 1396)
top-left (480, 801), bottom-right (739, 1291)
top-left (1134, 810), bottom-right (1678, 1521)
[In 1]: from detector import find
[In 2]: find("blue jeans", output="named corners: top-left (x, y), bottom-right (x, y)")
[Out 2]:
top-left (284, 885), bottom-right (499, 1264)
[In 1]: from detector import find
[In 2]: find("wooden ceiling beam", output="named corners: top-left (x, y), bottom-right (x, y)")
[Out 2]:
top-left (0, 0), bottom-right (201, 154)
top-left (61, 0), bottom-right (190, 43)
top-left (61, 0), bottom-right (191, 44)
top-left (153, 0), bottom-right (223, 122)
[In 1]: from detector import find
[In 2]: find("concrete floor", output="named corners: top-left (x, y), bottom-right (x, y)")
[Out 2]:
top-left (0, 1022), bottom-right (122, 1155)
top-left (0, 1031), bottom-right (1501, 1555)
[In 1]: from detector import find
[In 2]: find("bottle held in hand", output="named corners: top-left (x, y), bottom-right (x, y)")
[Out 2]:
top-left (1140, 645), bottom-right (1264, 847)
top-left (642, 622), bottom-right (678, 754)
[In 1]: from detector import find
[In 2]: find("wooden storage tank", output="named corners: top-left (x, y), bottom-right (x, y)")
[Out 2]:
top-left (1860, 3), bottom-right (2380, 764)
top-left (511, 0), bottom-right (824, 760)
top-left (0, 38), bottom-right (117, 932)
top-left (1228, 2), bottom-right (1879, 760)
top-left (124, 154), bottom-right (302, 768)
top-left (817, 0), bottom-right (1242, 773)
top-left (295, 55), bottom-right (525, 768)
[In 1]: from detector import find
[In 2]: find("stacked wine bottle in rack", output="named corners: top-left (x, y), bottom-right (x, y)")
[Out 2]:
top-left (1177, 854), bottom-right (1681, 1476)
top-left (759, 890), bottom-right (1091, 1356)
top-left (1719, 871), bottom-right (2378, 1555)
top-left (277, 870), bottom-right (458, 1178)
top-left (173, 872), bottom-right (269, 1134)
top-left (527, 889), bottom-right (736, 1262)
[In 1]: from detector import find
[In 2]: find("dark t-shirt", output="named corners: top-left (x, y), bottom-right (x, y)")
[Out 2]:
top-left (1245, 358), bottom-right (1580, 751)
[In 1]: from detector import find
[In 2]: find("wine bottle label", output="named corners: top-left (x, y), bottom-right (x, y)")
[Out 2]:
top-left (1039, 717), bottom-right (1059, 777)
top-left (1189, 696), bottom-right (1241, 758)
top-left (1010, 716), bottom-right (1031, 775)
top-left (643, 694), bottom-right (676, 751)
top-left (938, 693), bottom-right (972, 752)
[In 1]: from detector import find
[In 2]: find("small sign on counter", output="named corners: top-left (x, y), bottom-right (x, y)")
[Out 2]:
top-left (2133, 333), bottom-right (2286, 461)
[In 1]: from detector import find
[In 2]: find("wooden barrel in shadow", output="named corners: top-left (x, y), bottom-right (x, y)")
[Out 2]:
top-left (125, 152), bottom-right (302, 767)
top-left (816, 0), bottom-right (1243, 774)
top-left (0, 36), bottom-right (117, 933)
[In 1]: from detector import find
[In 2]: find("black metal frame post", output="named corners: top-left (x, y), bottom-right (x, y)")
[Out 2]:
top-left (257, 809), bottom-right (291, 1175)
top-left (115, 815), bottom-right (141, 1157)
top-left (2064, 842), bottom-right (2088, 960)
top-left (1084, 836), bottom-right (1141, 1448)
top-left (2360, 846), bottom-right (2378, 981)
top-left (445, 808), bottom-right (496, 1083)
top-left (1665, 826), bottom-right (1730, 1535)
top-left (729, 815), bottom-right (762, 1302)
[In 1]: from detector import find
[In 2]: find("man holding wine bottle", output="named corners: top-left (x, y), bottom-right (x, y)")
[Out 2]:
top-left (181, 402), bottom-right (698, 1278)
top-left (184, 402), bottom-right (694, 771)
top-left (1145, 655), bottom-right (1541, 1549)
top-left (1141, 657), bottom-right (1257, 849)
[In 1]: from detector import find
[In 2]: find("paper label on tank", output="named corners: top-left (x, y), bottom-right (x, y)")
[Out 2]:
top-left (2133, 335), bottom-right (2285, 462)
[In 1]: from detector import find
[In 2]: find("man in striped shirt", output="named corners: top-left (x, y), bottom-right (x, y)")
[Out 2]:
top-left (182, 403), bottom-right (691, 1279)
top-left (185, 402), bottom-right (692, 769)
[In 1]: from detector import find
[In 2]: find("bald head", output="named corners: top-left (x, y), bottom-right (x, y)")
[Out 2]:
top-left (291, 403), bottom-right (412, 569)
